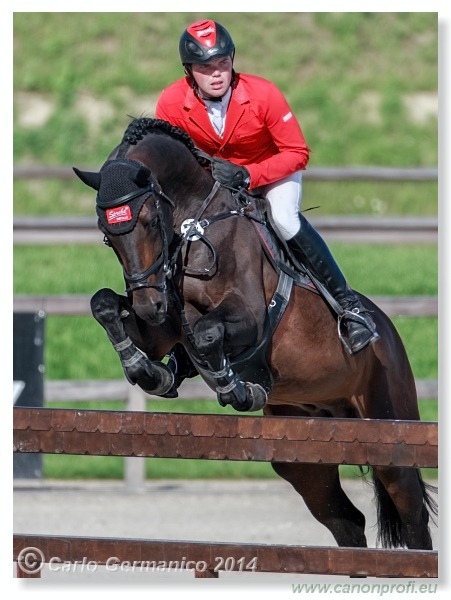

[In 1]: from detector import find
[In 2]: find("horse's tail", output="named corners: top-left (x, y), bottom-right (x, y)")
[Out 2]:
top-left (370, 469), bottom-right (437, 548)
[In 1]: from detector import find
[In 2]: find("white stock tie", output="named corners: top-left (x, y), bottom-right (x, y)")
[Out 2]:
top-left (203, 88), bottom-right (231, 138)
top-left (210, 102), bottom-right (224, 136)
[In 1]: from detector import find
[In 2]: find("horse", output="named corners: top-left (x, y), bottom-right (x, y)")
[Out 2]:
top-left (74, 117), bottom-right (437, 550)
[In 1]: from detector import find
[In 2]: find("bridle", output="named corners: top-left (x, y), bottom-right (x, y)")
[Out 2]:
top-left (98, 179), bottom-right (175, 295)
top-left (124, 189), bottom-right (175, 295)
top-left (98, 172), bottom-right (222, 297)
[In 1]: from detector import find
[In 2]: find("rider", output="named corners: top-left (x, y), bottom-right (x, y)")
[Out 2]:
top-left (155, 19), bottom-right (379, 355)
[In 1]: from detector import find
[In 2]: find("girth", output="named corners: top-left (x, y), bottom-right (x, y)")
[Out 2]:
top-left (229, 269), bottom-right (293, 392)
top-left (186, 270), bottom-right (293, 395)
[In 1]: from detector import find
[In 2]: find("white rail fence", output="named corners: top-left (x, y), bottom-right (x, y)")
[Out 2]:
top-left (14, 215), bottom-right (438, 245)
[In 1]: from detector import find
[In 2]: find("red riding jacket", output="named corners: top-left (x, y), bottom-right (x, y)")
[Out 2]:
top-left (155, 73), bottom-right (310, 189)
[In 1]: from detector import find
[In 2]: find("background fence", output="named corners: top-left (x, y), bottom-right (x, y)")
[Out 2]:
top-left (13, 165), bottom-right (439, 181)
top-left (13, 214), bottom-right (438, 245)
top-left (14, 161), bottom-right (438, 243)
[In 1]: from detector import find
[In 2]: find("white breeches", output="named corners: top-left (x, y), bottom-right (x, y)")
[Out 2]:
top-left (255, 171), bottom-right (303, 240)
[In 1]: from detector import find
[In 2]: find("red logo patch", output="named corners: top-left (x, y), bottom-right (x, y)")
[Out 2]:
top-left (106, 205), bottom-right (132, 224)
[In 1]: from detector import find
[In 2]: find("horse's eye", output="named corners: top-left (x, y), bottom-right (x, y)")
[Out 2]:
top-left (150, 216), bottom-right (159, 229)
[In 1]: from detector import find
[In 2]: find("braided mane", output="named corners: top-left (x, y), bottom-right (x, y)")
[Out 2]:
top-left (121, 117), bottom-right (203, 162)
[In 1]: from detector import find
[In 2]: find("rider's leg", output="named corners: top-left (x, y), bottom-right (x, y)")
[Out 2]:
top-left (261, 173), bottom-right (379, 355)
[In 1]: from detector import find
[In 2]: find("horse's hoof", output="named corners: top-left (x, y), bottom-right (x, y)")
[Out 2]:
top-left (125, 357), bottom-right (175, 397)
top-left (229, 382), bottom-right (267, 412)
top-left (243, 382), bottom-right (267, 411)
top-left (159, 383), bottom-right (179, 398)
top-left (216, 379), bottom-right (267, 412)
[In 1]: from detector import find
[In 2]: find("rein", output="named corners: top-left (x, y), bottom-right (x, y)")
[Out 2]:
top-left (169, 180), bottom-right (221, 275)
top-left (100, 159), bottom-right (260, 363)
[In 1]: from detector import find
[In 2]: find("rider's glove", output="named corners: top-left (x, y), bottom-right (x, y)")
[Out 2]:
top-left (211, 158), bottom-right (250, 189)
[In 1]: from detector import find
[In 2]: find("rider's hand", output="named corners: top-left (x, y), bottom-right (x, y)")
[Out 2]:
top-left (211, 158), bottom-right (250, 189)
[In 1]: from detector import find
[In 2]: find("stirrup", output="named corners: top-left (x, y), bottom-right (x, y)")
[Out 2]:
top-left (337, 308), bottom-right (379, 355)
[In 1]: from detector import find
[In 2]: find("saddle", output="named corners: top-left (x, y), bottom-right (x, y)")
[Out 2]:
top-left (244, 193), bottom-right (319, 294)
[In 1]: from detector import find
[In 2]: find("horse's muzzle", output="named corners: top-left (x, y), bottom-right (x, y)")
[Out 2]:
top-left (132, 290), bottom-right (167, 325)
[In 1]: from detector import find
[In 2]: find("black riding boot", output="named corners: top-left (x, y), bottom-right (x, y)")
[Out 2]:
top-left (287, 215), bottom-right (379, 354)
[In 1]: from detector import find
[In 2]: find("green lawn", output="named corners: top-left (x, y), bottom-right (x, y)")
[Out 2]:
top-left (14, 13), bottom-right (438, 170)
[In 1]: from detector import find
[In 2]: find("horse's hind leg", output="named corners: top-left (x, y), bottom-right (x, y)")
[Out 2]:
top-left (371, 466), bottom-right (436, 549)
top-left (361, 354), bottom-right (437, 549)
top-left (90, 288), bottom-right (174, 395)
top-left (272, 461), bottom-right (367, 547)
top-left (266, 404), bottom-right (366, 547)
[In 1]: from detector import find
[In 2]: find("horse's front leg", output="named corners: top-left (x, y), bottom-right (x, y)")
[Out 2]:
top-left (192, 295), bottom-right (267, 412)
top-left (90, 288), bottom-right (174, 396)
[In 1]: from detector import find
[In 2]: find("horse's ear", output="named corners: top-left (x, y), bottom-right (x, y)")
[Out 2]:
top-left (132, 165), bottom-right (152, 187)
top-left (73, 167), bottom-right (101, 191)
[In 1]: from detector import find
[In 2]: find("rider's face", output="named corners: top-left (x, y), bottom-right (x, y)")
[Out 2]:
top-left (191, 56), bottom-right (233, 99)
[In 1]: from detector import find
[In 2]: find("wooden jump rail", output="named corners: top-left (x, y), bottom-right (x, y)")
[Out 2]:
top-left (13, 407), bottom-right (438, 579)
top-left (13, 408), bottom-right (437, 468)
top-left (14, 534), bottom-right (437, 579)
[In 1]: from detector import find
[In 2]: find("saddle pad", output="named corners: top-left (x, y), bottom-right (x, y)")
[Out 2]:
top-left (251, 218), bottom-right (319, 296)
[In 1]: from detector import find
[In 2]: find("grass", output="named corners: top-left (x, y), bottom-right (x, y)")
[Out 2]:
top-left (13, 179), bottom-right (438, 218)
top-left (13, 243), bottom-right (438, 297)
top-left (19, 238), bottom-right (437, 480)
top-left (302, 181), bottom-right (438, 217)
top-left (15, 236), bottom-right (438, 480)
top-left (14, 13), bottom-right (437, 170)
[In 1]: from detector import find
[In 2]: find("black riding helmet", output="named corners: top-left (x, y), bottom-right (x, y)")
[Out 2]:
top-left (179, 20), bottom-right (235, 66)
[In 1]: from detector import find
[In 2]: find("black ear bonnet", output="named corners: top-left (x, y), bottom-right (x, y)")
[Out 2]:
top-left (96, 159), bottom-right (154, 235)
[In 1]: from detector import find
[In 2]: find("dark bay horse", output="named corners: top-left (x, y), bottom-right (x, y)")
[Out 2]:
top-left (74, 117), bottom-right (436, 550)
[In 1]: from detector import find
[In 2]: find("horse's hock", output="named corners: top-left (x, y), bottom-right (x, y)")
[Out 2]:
top-left (13, 407), bottom-right (438, 579)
